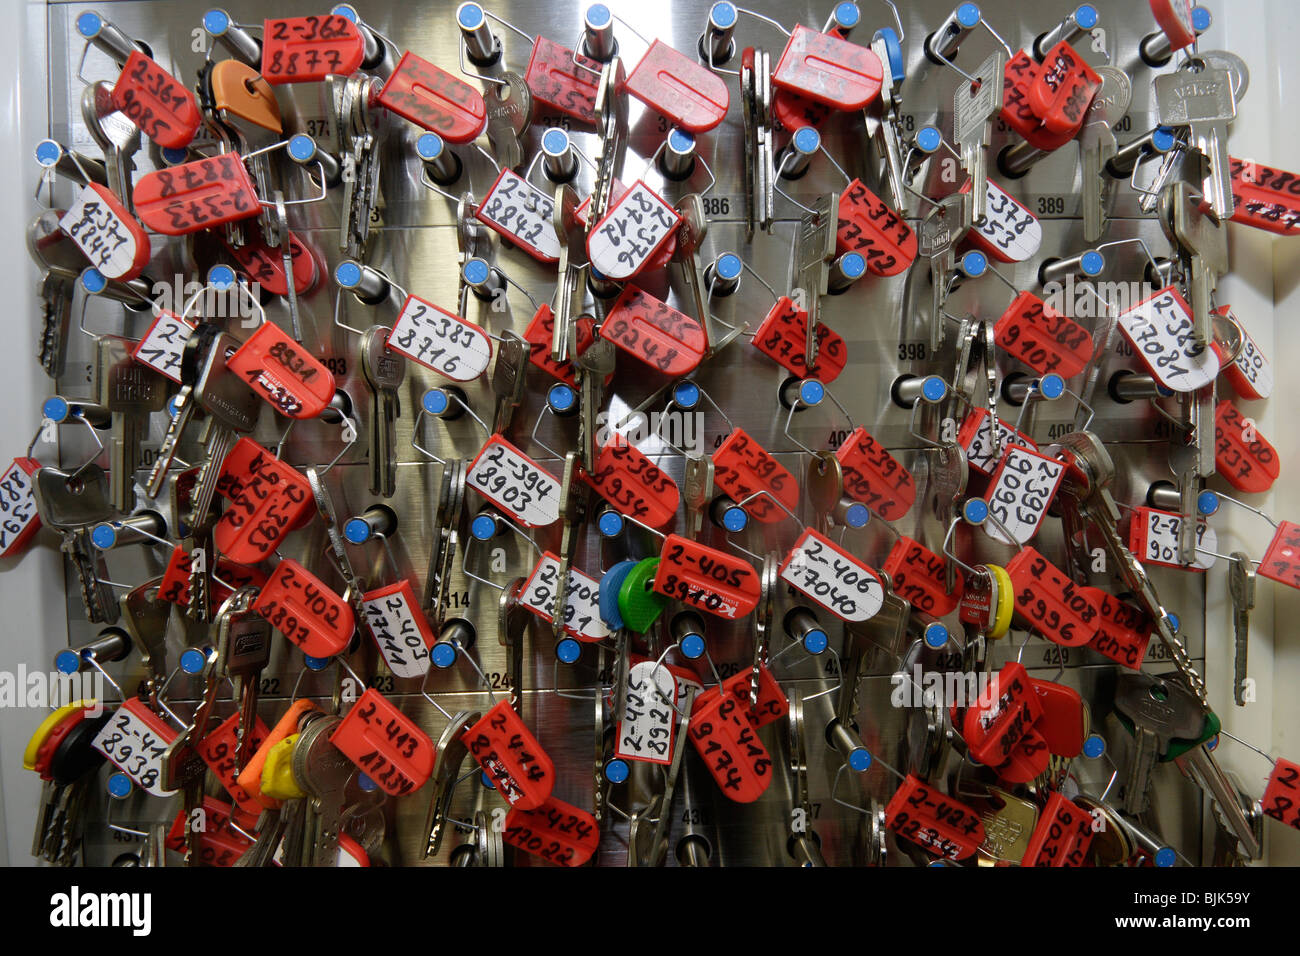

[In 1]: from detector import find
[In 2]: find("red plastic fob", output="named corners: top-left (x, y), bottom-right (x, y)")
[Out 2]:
top-left (771, 86), bottom-right (833, 131)
top-left (1030, 679), bottom-right (1087, 759)
top-left (523, 304), bottom-right (600, 387)
top-left (378, 51), bottom-right (488, 143)
top-left (504, 796), bottom-right (601, 866)
top-left (165, 797), bottom-right (252, 866)
top-left (525, 36), bottom-right (600, 125)
top-left (1000, 51), bottom-right (1074, 152)
top-left (226, 231), bottom-right (317, 297)
top-left (330, 688), bottom-right (436, 796)
top-left (624, 39), bottom-right (730, 133)
top-left (361, 579), bottom-right (437, 679)
top-left (601, 285), bottom-right (706, 376)
top-left (1022, 791), bottom-right (1094, 866)
top-left (836, 179), bottom-right (915, 275)
top-left (689, 685), bottom-right (773, 803)
top-left (518, 552), bottom-right (609, 643)
top-left (712, 428), bottom-right (799, 524)
top-left (1005, 547), bottom-right (1099, 647)
top-left (1026, 41), bottom-right (1100, 136)
top-left (834, 426), bottom-right (916, 521)
top-left (196, 711), bottom-right (270, 817)
top-left (587, 180), bottom-right (681, 280)
top-left (1263, 758), bottom-right (1300, 830)
top-left (253, 559), bottom-right (354, 659)
top-left (720, 664), bottom-right (788, 729)
top-left (885, 774), bottom-right (984, 861)
top-left (1214, 399), bottom-right (1279, 494)
top-left (993, 290), bottom-right (1092, 379)
top-left (59, 183), bottom-right (151, 280)
top-left (1128, 505), bottom-right (1214, 571)
top-left (584, 437), bottom-right (680, 529)
top-left (1149, 0), bottom-right (1197, 51)
top-left (962, 662), bottom-right (1043, 767)
top-left (1085, 588), bottom-right (1152, 670)
top-left (214, 439), bottom-right (314, 564)
top-left (134, 153), bottom-right (261, 235)
top-left (463, 700), bottom-right (555, 810)
top-left (750, 296), bottom-right (848, 382)
top-left (956, 408), bottom-right (1037, 477)
top-left (883, 536), bottom-right (964, 617)
top-left (227, 321), bottom-right (335, 419)
top-left (966, 179), bottom-right (1043, 263)
top-left (1259, 521), bottom-right (1300, 591)
top-left (772, 25), bottom-right (882, 110)
top-left (261, 15), bottom-right (365, 84)
top-left (983, 443), bottom-right (1065, 545)
top-left (1117, 287), bottom-right (1220, 393)
top-left (1223, 158), bottom-right (1300, 234)
top-left (159, 546), bottom-right (266, 608)
top-left (0, 458), bottom-right (43, 558)
top-left (655, 534), bottom-right (761, 620)
top-left (992, 728), bottom-right (1052, 784)
top-left (112, 51), bottom-right (202, 149)
top-left (1215, 306), bottom-right (1272, 400)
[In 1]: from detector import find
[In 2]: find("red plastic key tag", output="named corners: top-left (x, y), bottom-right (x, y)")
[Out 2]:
top-left (134, 153), bottom-right (261, 235)
top-left (475, 168), bottom-right (561, 262)
top-left (330, 688), bottom-right (435, 796)
top-left (836, 179), bottom-right (915, 275)
top-left (1023, 791), bottom-right (1094, 866)
top-left (750, 296), bottom-right (848, 382)
top-left (165, 798), bottom-right (252, 867)
top-left (1149, 0), bottom-right (1197, 51)
top-left (92, 697), bottom-right (179, 797)
top-left (712, 428), bottom-right (799, 524)
top-left (616, 660), bottom-right (678, 765)
top-left (771, 87), bottom-right (833, 131)
top-left (0, 458), bottom-right (43, 559)
top-left (388, 294), bottom-right (493, 381)
top-left (624, 39), bottom-right (730, 132)
top-left (467, 436), bottom-right (562, 527)
top-left (780, 527), bottom-right (885, 624)
top-left (1086, 588), bottom-right (1152, 669)
top-left (133, 310), bottom-right (195, 383)
top-left (1128, 506), bottom-right (1215, 570)
top-left (962, 662), bottom-right (1044, 767)
top-left (463, 700), bottom-right (555, 810)
top-left (378, 51), bottom-right (487, 143)
top-left (587, 180), bottom-right (681, 280)
top-left (228, 321), bottom-right (335, 419)
top-left (159, 546), bottom-right (266, 608)
top-left (1117, 287), bottom-right (1220, 392)
top-left (519, 552), bottom-right (609, 642)
top-left (956, 408), bottom-right (1037, 477)
top-left (993, 290), bottom-right (1092, 379)
top-left (1224, 158), bottom-right (1300, 234)
top-left (59, 183), bottom-right (150, 280)
top-left (772, 24), bottom-right (883, 110)
top-left (655, 534), bottom-right (761, 620)
top-left (1000, 51), bottom-right (1074, 152)
top-left (196, 711), bottom-right (270, 817)
top-left (261, 15), bottom-right (365, 84)
top-left (720, 664), bottom-right (788, 729)
top-left (111, 50), bottom-right (202, 149)
top-left (504, 796), bottom-right (601, 866)
top-left (1214, 399), bottom-right (1280, 494)
top-left (689, 685), bottom-right (773, 803)
top-left (601, 285), bottom-right (706, 375)
top-left (1030, 679), bottom-right (1087, 758)
top-left (523, 305), bottom-right (599, 386)
top-left (361, 580), bottom-right (437, 679)
top-left (1005, 547), bottom-right (1099, 647)
top-left (1263, 758), bottom-right (1300, 830)
top-left (584, 437), bottom-right (680, 529)
top-left (885, 774), bottom-right (985, 861)
top-left (967, 179), bottom-right (1042, 262)
top-left (834, 426), bottom-right (916, 521)
top-left (1026, 41), bottom-right (1100, 136)
top-left (1216, 307), bottom-right (1272, 400)
top-left (227, 232), bottom-right (317, 297)
top-left (984, 444), bottom-right (1065, 545)
top-left (525, 36), bottom-right (600, 125)
top-left (254, 559), bottom-right (354, 659)
top-left (883, 536), bottom-right (964, 617)
top-left (1261, 521), bottom-right (1300, 590)
top-left (214, 439), bottom-right (314, 564)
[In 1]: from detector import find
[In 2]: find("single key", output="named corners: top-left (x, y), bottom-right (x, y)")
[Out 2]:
top-left (489, 332), bottom-right (528, 435)
top-left (1154, 62), bottom-right (1236, 221)
top-left (119, 577), bottom-right (172, 712)
top-left (484, 72), bottom-right (532, 171)
top-left (550, 184), bottom-right (585, 364)
top-left (682, 452), bottom-right (714, 540)
top-left (422, 710), bottom-right (477, 858)
top-left (1228, 551), bottom-right (1255, 707)
top-left (28, 210), bottom-right (85, 379)
top-left (295, 714), bottom-right (359, 868)
top-left (423, 460), bottom-right (466, 626)
top-left (919, 193), bottom-right (965, 353)
top-left (94, 335), bottom-right (167, 513)
top-left (81, 81), bottom-right (140, 212)
top-left (1113, 670), bottom-right (1204, 814)
top-left (185, 332), bottom-right (263, 530)
top-left (145, 325), bottom-right (219, 497)
top-left (953, 51), bottom-right (1007, 227)
top-left (792, 191), bottom-right (838, 369)
top-left (1161, 180), bottom-right (1227, 348)
top-left (1079, 66), bottom-right (1132, 242)
top-left (360, 326), bottom-right (405, 498)
top-left (208, 58), bottom-right (285, 247)
top-left (334, 74), bottom-right (385, 259)
top-left (218, 594), bottom-right (273, 771)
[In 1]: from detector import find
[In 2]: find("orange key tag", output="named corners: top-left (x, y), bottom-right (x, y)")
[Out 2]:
top-left (112, 50), bottom-right (202, 149)
top-left (134, 153), bottom-right (261, 235)
top-left (518, 552), bottom-right (610, 643)
top-left (655, 534), bottom-right (761, 620)
top-left (772, 86), bottom-right (833, 131)
top-left (1026, 40), bottom-right (1099, 136)
top-left (994, 290), bottom-right (1092, 379)
top-left (624, 39), bottom-right (730, 133)
top-left (1263, 757), bottom-right (1300, 830)
top-left (834, 425), bottom-right (916, 521)
top-left (59, 183), bottom-right (151, 280)
top-left (587, 181), bottom-right (681, 280)
top-left (883, 536), bottom-right (964, 617)
top-left (227, 321), bottom-right (336, 419)
top-left (583, 437), bottom-right (681, 529)
top-left (467, 435), bottom-right (562, 528)
top-left (330, 688), bottom-right (436, 796)
top-left (525, 36), bottom-right (600, 125)
top-left (772, 24), bottom-right (882, 110)
top-left (378, 50), bottom-right (487, 143)
top-left (601, 285), bottom-right (706, 376)
top-left (237, 699), bottom-right (318, 810)
top-left (1215, 399), bottom-right (1280, 494)
top-left (505, 796), bottom-right (600, 866)
top-left (720, 665), bottom-right (788, 728)
top-left (836, 179), bottom-right (915, 275)
top-left (159, 546), bottom-right (266, 608)
top-left (387, 294), bottom-right (493, 381)
top-left (196, 711), bottom-right (270, 817)
top-left (1149, 0), bottom-right (1198, 51)
top-left (463, 699), bottom-right (556, 810)
top-left (261, 15), bottom-right (365, 84)
top-left (253, 559), bottom-right (354, 659)
top-left (1000, 50), bottom-right (1074, 152)
top-left (712, 428), bottom-right (799, 524)
top-left (751, 296), bottom-right (847, 383)
top-left (361, 579), bottom-right (437, 679)
top-left (885, 774), bottom-right (984, 861)
top-left (133, 310), bottom-right (194, 384)
top-left (779, 527), bottom-right (885, 624)
top-left (523, 305), bottom-right (599, 387)
top-left (0, 457), bottom-right (43, 559)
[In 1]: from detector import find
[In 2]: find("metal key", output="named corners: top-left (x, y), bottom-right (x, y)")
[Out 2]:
top-left (185, 332), bottom-right (262, 530)
top-left (334, 74), bottom-right (385, 258)
top-left (146, 326), bottom-right (219, 497)
top-left (1154, 61), bottom-right (1236, 222)
top-left (489, 332), bottom-right (528, 435)
top-left (422, 710), bottom-right (478, 859)
top-left (33, 466), bottom-right (117, 623)
top-left (120, 577), bottom-right (172, 712)
top-left (1161, 179), bottom-right (1227, 348)
top-left (423, 460), bottom-right (466, 625)
top-left (590, 58), bottom-right (628, 226)
top-left (81, 81), bottom-right (140, 210)
top-left (95, 335), bottom-right (166, 513)
top-left (741, 47), bottom-right (774, 239)
top-left (551, 183), bottom-right (586, 365)
top-left (1113, 671), bottom-right (1204, 814)
top-left (952, 50), bottom-right (1006, 227)
top-left (217, 590), bottom-right (273, 770)
top-left (485, 72), bottom-right (532, 171)
top-left (1228, 551), bottom-right (1255, 707)
top-left (360, 326), bottom-right (405, 498)
top-left (682, 452), bottom-right (714, 539)
top-left (295, 713), bottom-right (358, 868)
top-left (1079, 66), bottom-right (1133, 242)
top-left (919, 193), bottom-right (966, 353)
top-left (673, 194), bottom-right (720, 357)
top-left (28, 210), bottom-right (85, 379)
top-left (793, 191), bottom-right (838, 369)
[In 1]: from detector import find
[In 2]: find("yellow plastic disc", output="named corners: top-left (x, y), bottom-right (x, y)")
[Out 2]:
top-left (23, 700), bottom-right (95, 771)
top-left (988, 564), bottom-right (1014, 639)
top-left (261, 733), bottom-right (306, 800)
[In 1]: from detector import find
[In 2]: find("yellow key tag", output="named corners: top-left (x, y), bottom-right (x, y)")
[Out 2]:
top-left (988, 564), bottom-right (1014, 639)
top-left (261, 733), bottom-right (306, 800)
top-left (24, 700), bottom-right (96, 771)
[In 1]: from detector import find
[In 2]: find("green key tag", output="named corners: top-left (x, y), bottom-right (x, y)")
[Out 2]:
top-left (618, 558), bottom-right (668, 633)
